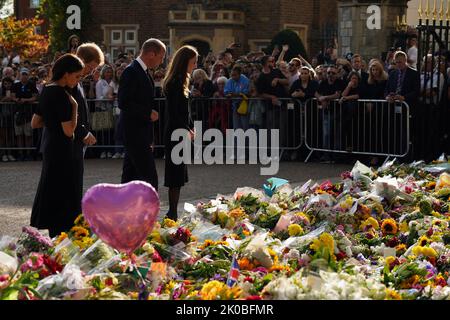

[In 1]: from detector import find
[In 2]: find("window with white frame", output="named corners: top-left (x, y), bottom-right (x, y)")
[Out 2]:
top-left (30, 0), bottom-right (40, 9)
top-left (125, 30), bottom-right (137, 44)
top-left (103, 25), bottom-right (139, 61)
top-left (111, 30), bottom-right (123, 45)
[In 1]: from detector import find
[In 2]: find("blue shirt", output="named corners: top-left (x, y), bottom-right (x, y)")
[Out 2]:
top-left (224, 75), bottom-right (250, 109)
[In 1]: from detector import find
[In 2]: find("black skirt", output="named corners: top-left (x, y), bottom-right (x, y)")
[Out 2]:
top-left (164, 133), bottom-right (189, 188)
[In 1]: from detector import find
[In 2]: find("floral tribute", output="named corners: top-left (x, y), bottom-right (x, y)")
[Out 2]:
top-left (1, 158), bottom-right (450, 300)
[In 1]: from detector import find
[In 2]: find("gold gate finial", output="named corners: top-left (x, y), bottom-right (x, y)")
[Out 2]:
top-left (418, 0), bottom-right (423, 18)
top-left (433, 0), bottom-right (438, 20)
top-left (447, 0), bottom-right (450, 20)
top-left (439, 0), bottom-right (444, 20)
top-left (425, 0), bottom-right (430, 19)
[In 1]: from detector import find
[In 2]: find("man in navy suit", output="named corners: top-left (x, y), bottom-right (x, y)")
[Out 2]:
top-left (119, 39), bottom-right (166, 190)
top-left (384, 51), bottom-right (420, 158)
top-left (385, 51), bottom-right (420, 105)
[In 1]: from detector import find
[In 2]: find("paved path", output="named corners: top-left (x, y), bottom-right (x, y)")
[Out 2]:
top-left (0, 159), bottom-right (352, 237)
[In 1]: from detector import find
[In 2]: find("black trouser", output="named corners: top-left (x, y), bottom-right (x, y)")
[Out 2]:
top-left (73, 144), bottom-right (85, 216)
top-left (121, 144), bottom-right (158, 191)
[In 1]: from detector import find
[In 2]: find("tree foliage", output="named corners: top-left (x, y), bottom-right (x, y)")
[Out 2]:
top-left (0, 17), bottom-right (49, 60)
top-left (38, 0), bottom-right (91, 53)
top-left (265, 29), bottom-right (308, 61)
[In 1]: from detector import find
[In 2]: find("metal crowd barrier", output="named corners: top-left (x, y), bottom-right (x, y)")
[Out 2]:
top-left (0, 101), bottom-right (40, 152)
top-left (188, 97), bottom-right (305, 154)
top-left (1, 98), bottom-right (411, 163)
top-left (303, 98), bottom-right (411, 162)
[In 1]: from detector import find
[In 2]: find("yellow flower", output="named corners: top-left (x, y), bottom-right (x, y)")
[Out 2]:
top-left (74, 214), bottom-right (84, 226)
top-left (310, 233), bottom-right (335, 260)
top-left (360, 217), bottom-right (379, 231)
top-left (200, 281), bottom-right (242, 300)
top-left (54, 232), bottom-right (68, 245)
top-left (385, 256), bottom-right (396, 266)
top-left (341, 196), bottom-right (354, 210)
top-left (385, 289), bottom-right (402, 300)
top-left (186, 290), bottom-right (199, 299)
top-left (73, 237), bottom-right (94, 249)
top-left (381, 219), bottom-right (398, 235)
top-left (412, 245), bottom-right (437, 258)
top-left (431, 211), bottom-right (442, 218)
top-left (162, 218), bottom-right (177, 228)
top-left (320, 233), bottom-right (335, 254)
top-left (71, 226), bottom-right (90, 239)
top-left (422, 247), bottom-right (438, 258)
top-left (399, 221), bottom-right (409, 233)
top-left (150, 231), bottom-right (163, 243)
top-left (295, 212), bottom-right (310, 224)
top-left (395, 244), bottom-right (406, 252)
top-left (229, 207), bottom-right (246, 219)
top-left (418, 235), bottom-right (431, 246)
top-left (288, 224), bottom-right (304, 237)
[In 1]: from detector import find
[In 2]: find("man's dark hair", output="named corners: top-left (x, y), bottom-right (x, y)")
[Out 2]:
top-left (261, 55), bottom-right (272, 66)
top-left (231, 65), bottom-right (242, 74)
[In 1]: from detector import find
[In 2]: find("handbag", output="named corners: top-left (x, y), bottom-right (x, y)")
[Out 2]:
top-left (90, 110), bottom-right (114, 131)
top-left (237, 94), bottom-right (248, 115)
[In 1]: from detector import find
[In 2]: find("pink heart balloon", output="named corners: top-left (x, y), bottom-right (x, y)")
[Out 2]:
top-left (82, 181), bottom-right (160, 255)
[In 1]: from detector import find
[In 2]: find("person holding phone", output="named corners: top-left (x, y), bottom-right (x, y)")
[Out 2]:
top-left (30, 54), bottom-right (84, 237)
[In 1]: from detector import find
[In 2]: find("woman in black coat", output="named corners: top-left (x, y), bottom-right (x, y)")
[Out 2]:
top-left (162, 45), bottom-right (198, 221)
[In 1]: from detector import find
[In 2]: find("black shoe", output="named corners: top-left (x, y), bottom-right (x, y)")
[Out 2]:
top-left (165, 213), bottom-right (178, 221)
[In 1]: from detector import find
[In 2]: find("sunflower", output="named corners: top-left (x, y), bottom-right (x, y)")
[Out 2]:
top-left (54, 232), bottom-right (68, 245)
top-left (381, 219), bottom-right (398, 235)
top-left (418, 235), bottom-right (431, 246)
top-left (71, 226), bottom-right (90, 239)
top-left (395, 244), bottom-right (407, 253)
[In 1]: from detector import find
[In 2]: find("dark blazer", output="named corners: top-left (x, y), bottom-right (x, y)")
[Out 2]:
top-left (385, 67), bottom-right (420, 105)
top-left (72, 83), bottom-right (90, 158)
top-left (118, 60), bottom-right (155, 147)
top-left (164, 76), bottom-right (193, 138)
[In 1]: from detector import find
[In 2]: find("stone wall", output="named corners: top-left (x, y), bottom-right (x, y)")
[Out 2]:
top-left (338, 0), bottom-right (409, 60)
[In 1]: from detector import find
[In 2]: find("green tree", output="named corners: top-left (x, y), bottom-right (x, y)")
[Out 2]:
top-left (38, 0), bottom-right (91, 53)
top-left (265, 29), bottom-right (308, 62)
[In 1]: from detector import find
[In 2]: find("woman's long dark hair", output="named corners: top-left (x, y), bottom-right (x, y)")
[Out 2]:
top-left (51, 54), bottom-right (84, 82)
top-left (163, 45), bottom-right (198, 97)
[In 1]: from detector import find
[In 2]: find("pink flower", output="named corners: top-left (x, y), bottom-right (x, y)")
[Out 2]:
top-left (0, 274), bottom-right (10, 290)
top-left (20, 253), bottom-right (44, 272)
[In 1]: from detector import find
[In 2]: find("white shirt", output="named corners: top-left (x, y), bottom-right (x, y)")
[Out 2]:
top-left (420, 70), bottom-right (444, 104)
top-left (288, 72), bottom-right (300, 88)
top-left (12, 55), bottom-right (20, 65)
top-left (136, 56), bottom-right (148, 72)
top-left (407, 46), bottom-right (418, 70)
top-left (95, 79), bottom-right (114, 111)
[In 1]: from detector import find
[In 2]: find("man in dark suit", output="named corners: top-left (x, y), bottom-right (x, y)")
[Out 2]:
top-left (385, 51), bottom-right (420, 105)
top-left (384, 50), bottom-right (420, 159)
top-left (351, 54), bottom-right (369, 86)
top-left (119, 39), bottom-right (166, 190)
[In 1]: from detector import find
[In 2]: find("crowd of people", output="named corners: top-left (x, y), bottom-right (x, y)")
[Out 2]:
top-left (1, 35), bottom-right (450, 163)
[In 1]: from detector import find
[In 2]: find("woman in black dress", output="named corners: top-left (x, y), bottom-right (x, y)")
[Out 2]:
top-left (162, 45), bottom-right (198, 221)
top-left (30, 54), bottom-right (84, 237)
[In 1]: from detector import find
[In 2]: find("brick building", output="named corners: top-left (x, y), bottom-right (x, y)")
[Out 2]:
top-left (15, 0), bottom-right (338, 60)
